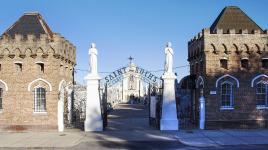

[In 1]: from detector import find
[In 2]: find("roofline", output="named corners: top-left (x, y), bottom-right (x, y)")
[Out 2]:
top-left (1, 12), bottom-right (54, 38)
top-left (238, 6), bottom-right (263, 31)
top-left (210, 6), bottom-right (263, 32)
top-left (24, 12), bottom-right (40, 15)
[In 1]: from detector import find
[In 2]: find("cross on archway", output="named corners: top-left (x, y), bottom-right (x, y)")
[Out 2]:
top-left (128, 56), bottom-right (134, 64)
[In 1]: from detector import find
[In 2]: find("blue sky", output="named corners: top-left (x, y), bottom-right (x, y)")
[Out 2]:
top-left (0, 0), bottom-right (267, 84)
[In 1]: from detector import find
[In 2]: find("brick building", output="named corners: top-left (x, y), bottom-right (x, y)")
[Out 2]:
top-left (188, 6), bottom-right (268, 128)
top-left (0, 12), bottom-right (76, 131)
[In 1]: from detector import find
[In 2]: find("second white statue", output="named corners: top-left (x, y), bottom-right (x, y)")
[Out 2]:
top-left (89, 43), bottom-right (98, 75)
top-left (164, 42), bottom-right (174, 75)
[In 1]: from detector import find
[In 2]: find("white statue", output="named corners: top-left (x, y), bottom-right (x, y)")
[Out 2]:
top-left (164, 42), bottom-right (173, 74)
top-left (89, 43), bottom-right (98, 74)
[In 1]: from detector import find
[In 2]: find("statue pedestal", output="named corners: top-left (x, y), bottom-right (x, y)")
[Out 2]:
top-left (160, 73), bottom-right (179, 130)
top-left (84, 74), bottom-right (103, 131)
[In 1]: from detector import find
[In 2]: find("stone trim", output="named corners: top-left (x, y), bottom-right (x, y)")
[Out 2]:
top-left (35, 61), bottom-right (45, 64)
top-left (256, 106), bottom-right (268, 110)
top-left (28, 78), bottom-right (52, 91)
top-left (33, 111), bottom-right (48, 115)
top-left (14, 61), bottom-right (23, 64)
top-left (251, 74), bottom-right (268, 87)
top-left (196, 76), bottom-right (204, 88)
top-left (0, 79), bottom-right (8, 91)
top-left (215, 74), bottom-right (239, 88)
top-left (58, 80), bottom-right (66, 91)
top-left (220, 106), bottom-right (234, 110)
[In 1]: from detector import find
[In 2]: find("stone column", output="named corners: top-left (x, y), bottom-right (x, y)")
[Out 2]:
top-left (199, 94), bottom-right (205, 129)
top-left (84, 74), bottom-right (103, 131)
top-left (160, 74), bottom-right (179, 130)
top-left (84, 43), bottom-right (103, 131)
top-left (58, 88), bottom-right (64, 132)
top-left (160, 42), bottom-right (178, 130)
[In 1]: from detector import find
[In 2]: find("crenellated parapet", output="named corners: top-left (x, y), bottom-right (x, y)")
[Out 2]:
top-left (0, 33), bottom-right (76, 65)
top-left (189, 28), bottom-right (267, 45)
top-left (188, 28), bottom-right (268, 61)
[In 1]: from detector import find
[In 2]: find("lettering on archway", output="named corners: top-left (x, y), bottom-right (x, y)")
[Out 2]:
top-left (103, 66), bottom-right (161, 87)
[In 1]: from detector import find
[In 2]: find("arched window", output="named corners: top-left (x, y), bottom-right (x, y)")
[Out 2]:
top-left (221, 82), bottom-right (233, 108)
top-left (0, 88), bottom-right (2, 110)
top-left (256, 82), bottom-right (268, 107)
top-left (34, 87), bottom-right (46, 112)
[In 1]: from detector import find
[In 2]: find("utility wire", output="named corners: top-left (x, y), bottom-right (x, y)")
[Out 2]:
top-left (74, 64), bottom-right (189, 74)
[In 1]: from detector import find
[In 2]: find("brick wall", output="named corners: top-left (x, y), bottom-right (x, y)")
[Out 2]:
top-left (188, 29), bottom-right (268, 129)
top-left (0, 34), bottom-right (75, 131)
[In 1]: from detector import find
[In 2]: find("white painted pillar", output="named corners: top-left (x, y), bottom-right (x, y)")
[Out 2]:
top-left (160, 74), bottom-right (179, 130)
top-left (58, 88), bottom-right (64, 132)
top-left (84, 74), bottom-right (103, 131)
top-left (199, 95), bottom-right (205, 129)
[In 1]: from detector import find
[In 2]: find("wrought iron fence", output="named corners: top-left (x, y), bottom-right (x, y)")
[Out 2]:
top-left (99, 83), bottom-right (108, 129)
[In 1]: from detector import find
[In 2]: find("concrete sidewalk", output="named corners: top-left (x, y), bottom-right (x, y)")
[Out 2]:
top-left (174, 129), bottom-right (268, 147)
top-left (0, 129), bottom-right (268, 149)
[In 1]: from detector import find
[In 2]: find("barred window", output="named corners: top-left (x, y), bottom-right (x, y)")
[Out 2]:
top-left (256, 82), bottom-right (267, 106)
top-left (0, 88), bottom-right (2, 109)
top-left (221, 82), bottom-right (233, 107)
top-left (34, 87), bottom-right (46, 112)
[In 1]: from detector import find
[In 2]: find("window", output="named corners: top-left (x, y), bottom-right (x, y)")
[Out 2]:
top-left (34, 87), bottom-right (46, 112)
top-left (220, 59), bottom-right (228, 69)
top-left (256, 82), bottom-right (267, 107)
top-left (0, 88), bottom-right (2, 110)
top-left (241, 59), bottom-right (249, 69)
top-left (221, 82), bottom-right (233, 108)
top-left (15, 63), bottom-right (22, 72)
top-left (36, 63), bottom-right (44, 73)
top-left (262, 59), bottom-right (268, 69)
top-left (0, 64), bottom-right (1, 71)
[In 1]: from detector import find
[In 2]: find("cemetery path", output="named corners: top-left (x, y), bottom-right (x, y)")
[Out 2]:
top-left (106, 103), bottom-right (155, 131)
